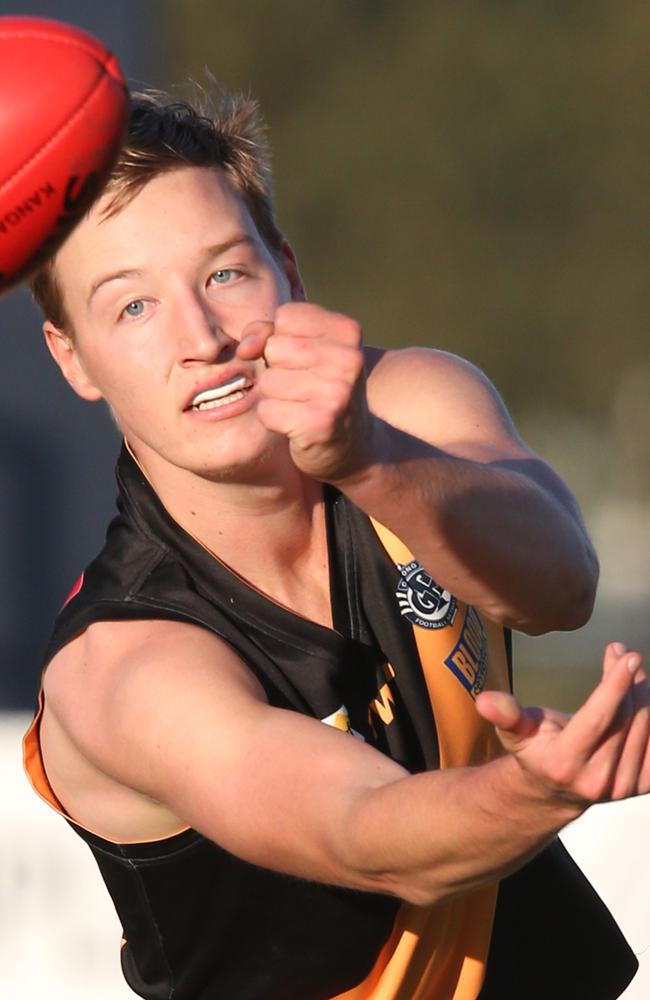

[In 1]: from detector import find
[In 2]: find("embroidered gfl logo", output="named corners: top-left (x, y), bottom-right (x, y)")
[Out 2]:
top-left (395, 561), bottom-right (457, 630)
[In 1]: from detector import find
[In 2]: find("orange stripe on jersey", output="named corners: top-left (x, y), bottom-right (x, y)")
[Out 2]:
top-left (23, 688), bottom-right (190, 844)
top-left (369, 520), bottom-right (509, 768)
top-left (412, 607), bottom-right (507, 769)
top-left (331, 519), bottom-right (512, 1000)
top-left (334, 889), bottom-right (497, 1000)
top-left (23, 690), bottom-right (66, 814)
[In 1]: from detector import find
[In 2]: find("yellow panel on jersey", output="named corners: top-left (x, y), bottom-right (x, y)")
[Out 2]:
top-left (335, 890), bottom-right (497, 1000)
top-left (370, 522), bottom-right (508, 769)
top-left (332, 520), bottom-right (512, 1000)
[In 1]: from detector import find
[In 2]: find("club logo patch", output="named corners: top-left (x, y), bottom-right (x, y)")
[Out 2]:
top-left (396, 561), bottom-right (457, 630)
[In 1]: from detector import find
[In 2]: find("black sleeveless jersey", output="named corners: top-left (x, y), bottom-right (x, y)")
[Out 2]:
top-left (24, 445), bottom-right (637, 1000)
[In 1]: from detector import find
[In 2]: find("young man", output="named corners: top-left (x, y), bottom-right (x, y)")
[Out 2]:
top-left (24, 90), bottom-right (647, 999)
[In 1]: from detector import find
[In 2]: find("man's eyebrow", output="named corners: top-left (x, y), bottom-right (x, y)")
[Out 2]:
top-left (86, 236), bottom-right (256, 308)
top-left (202, 235), bottom-right (256, 259)
top-left (87, 269), bottom-right (144, 308)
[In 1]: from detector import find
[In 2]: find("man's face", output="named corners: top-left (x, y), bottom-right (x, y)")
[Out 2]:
top-left (48, 166), bottom-right (302, 482)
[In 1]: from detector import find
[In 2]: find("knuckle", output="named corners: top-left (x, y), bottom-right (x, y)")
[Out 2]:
top-left (611, 777), bottom-right (635, 802)
top-left (327, 380), bottom-right (351, 411)
top-left (345, 346), bottom-right (365, 380)
top-left (336, 315), bottom-right (362, 346)
top-left (274, 302), bottom-right (296, 323)
top-left (546, 758), bottom-right (577, 790)
top-left (294, 336), bottom-right (315, 358)
top-left (582, 763), bottom-right (614, 802)
top-left (258, 369), bottom-right (280, 397)
top-left (262, 335), bottom-right (279, 365)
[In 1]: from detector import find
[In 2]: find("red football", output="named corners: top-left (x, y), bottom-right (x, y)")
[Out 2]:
top-left (0, 16), bottom-right (128, 292)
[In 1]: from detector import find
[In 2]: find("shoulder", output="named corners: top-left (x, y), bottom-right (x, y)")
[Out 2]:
top-left (365, 344), bottom-right (505, 407)
top-left (44, 618), bottom-right (266, 779)
top-left (40, 619), bottom-right (269, 841)
top-left (363, 345), bottom-right (530, 460)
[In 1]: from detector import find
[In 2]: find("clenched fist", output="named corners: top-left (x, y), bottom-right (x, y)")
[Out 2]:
top-left (237, 302), bottom-right (376, 483)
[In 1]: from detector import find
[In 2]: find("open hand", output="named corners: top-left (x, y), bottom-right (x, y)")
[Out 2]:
top-left (476, 642), bottom-right (650, 806)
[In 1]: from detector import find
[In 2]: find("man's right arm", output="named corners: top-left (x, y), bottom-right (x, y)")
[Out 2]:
top-left (43, 620), bottom-right (650, 907)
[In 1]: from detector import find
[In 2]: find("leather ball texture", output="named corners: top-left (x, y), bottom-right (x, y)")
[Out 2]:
top-left (0, 16), bottom-right (128, 292)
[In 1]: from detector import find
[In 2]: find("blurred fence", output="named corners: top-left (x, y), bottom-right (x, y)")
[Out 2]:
top-left (1, 714), bottom-right (131, 999)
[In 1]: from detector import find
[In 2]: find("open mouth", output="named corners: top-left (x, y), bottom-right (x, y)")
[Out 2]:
top-left (189, 375), bottom-right (253, 412)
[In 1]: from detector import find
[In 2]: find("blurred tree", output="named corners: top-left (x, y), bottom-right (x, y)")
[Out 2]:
top-left (162, 1), bottom-right (650, 708)
top-left (163, 0), bottom-right (648, 424)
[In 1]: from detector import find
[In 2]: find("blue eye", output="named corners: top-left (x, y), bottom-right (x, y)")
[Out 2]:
top-left (123, 300), bottom-right (145, 318)
top-left (210, 269), bottom-right (237, 285)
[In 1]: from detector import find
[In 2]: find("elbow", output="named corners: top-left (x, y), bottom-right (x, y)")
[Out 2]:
top-left (518, 545), bottom-right (599, 636)
top-left (361, 869), bottom-right (448, 908)
top-left (555, 578), bottom-right (597, 632)
top-left (395, 882), bottom-right (447, 907)
top-left (384, 872), bottom-right (471, 907)
top-left (548, 540), bottom-right (599, 632)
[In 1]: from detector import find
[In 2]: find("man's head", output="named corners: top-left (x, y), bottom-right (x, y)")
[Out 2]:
top-left (34, 84), bottom-right (305, 486)
top-left (30, 84), bottom-right (285, 333)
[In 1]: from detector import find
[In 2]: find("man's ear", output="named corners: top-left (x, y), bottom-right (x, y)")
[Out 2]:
top-left (43, 322), bottom-right (103, 402)
top-left (279, 240), bottom-right (307, 301)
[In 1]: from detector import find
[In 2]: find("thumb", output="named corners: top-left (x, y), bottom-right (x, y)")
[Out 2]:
top-left (476, 691), bottom-right (540, 748)
top-left (237, 319), bottom-right (274, 362)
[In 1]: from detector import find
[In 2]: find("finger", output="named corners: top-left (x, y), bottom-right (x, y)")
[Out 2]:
top-left (638, 722), bottom-right (650, 795)
top-left (610, 669), bottom-right (650, 799)
top-left (273, 302), bottom-right (362, 349)
top-left (258, 367), bottom-right (343, 403)
top-left (475, 691), bottom-right (522, 729)
top-left (475, 691), bottom-right (541, 744)
top-left (257, 367), bottom-right (354, 412)
top-left (602, 641), bottom-right (628, 676)
top-left (256, 397), bottom-right (335, 440)
top-left (554, 656), bottom-right (643, 801)
top-left (263, 335), bottom-right (363, 382)
top-left (558, 650), bottom-right (641, 764)
top-left (237, 320), bottom-right (275, 361)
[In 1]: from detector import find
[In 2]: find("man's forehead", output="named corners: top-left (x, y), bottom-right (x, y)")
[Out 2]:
top-left (95, 166), bottom-right (252, 237)
top-left (54, 166), bottom-right (261, 300)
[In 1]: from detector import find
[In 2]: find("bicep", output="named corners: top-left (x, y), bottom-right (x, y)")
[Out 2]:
top-left (81, 621), bottom-right (407, 888)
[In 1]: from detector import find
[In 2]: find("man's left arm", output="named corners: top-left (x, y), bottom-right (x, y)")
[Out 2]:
top-left (353, 343), bottom-right (598, 634)
top-left (239, 303), bottom-right (598, 634)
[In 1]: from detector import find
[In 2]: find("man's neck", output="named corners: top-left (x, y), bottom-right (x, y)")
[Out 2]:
top-left (128, 440), bottom-right (333, 628)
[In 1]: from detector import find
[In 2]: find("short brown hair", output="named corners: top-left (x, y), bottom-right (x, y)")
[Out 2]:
top-left (29, 84), bottom-right (284, 330)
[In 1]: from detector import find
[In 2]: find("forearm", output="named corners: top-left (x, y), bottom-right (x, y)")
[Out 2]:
top-left (334, 419), bottom-right (598, 633)
top-left (341, 752), bottom-right (582, 906)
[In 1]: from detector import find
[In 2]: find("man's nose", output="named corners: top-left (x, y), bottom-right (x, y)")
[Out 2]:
top-left (175, 293), bottom-right (237, 365)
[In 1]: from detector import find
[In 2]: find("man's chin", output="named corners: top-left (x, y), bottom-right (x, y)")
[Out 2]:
top-left (193, 436), bottom-right (286, 485)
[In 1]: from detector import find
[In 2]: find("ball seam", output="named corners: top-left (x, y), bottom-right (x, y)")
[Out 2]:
top-left (0, 54), bottom-right (124, 201)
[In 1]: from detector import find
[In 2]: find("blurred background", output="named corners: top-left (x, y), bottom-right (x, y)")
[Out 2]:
top-left (1, 1), bottom-right (648, 997)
